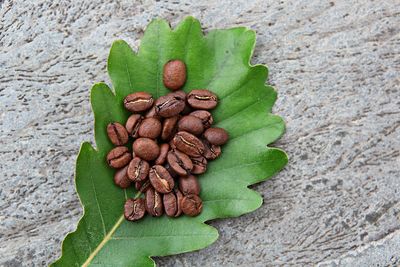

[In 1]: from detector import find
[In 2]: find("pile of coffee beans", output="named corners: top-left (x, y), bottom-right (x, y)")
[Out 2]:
top-left (106, 60), bottom-right (229, 221)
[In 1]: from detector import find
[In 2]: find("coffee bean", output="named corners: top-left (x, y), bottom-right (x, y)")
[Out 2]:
top-left (204, 127), bottom-right (229, 145)
top-left (124, 198), bottom-right (146, 221)
top-left (127, 157), bottom-right (149, 182)
top-left (124, 92), bottom-right (154, 112)
top-left (189, 110), bottom-right (213, 129)
top-left (202, 139), bottom-right (221, 160)
top-left (163, 189), bottom-right (184, 217)
top-left (144, 105), bottom-right (162, 120)
top-left (107, 146), bottom-right (132, 168)
top-left (125, 114), bottom-right (143, 138)
top-left (155, 143), bottom-right (169, 165)
top-left (178, 115), bottom-right (204, 136)
top-left (167, 149), bottom-right (193, 176)
top-left (179, 175), bottom-right (200, 195)
top-left (132, 138), bottom-right (160, 161)
top-left (107, 122), bottom-right (129, 145)
top-left (187, 89), bottom-right (218, 110)
top-left (135, 179), bottom-right (151, 193)
top-left (113, 166), bottom-right (131, 188)
top-left (161, 116), bottom-right (179, 141)
top-left (138, 117), bottom-right (162, 139)
top-left (155, 94), bottom-right (185, 118)
top-left (145, 187), bottom-right (163, 217)
top-left (190, 156), bottom-right (207, 174)
top-left (149, 165), bottom-right (175, 193)
top-left (172, 131), bottom-right (205, 157)
top-left (181, 194), bottom-right (202, 216)
top-left (163, 60), bottom-right (186, 90)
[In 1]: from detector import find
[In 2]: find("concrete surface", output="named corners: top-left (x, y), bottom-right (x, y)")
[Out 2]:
top-left (0, 0), bottom-right (399, 266)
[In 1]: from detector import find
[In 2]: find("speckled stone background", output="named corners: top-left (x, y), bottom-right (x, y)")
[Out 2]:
top-left (1, 0), bottom-right (399, 266)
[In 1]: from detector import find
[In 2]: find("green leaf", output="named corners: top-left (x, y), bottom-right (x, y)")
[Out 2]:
top-left (52, 17), bottom-right (288, 267)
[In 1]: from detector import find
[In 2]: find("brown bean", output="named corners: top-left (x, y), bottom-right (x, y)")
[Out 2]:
top-left (163, 60), bottom-right (187, 90)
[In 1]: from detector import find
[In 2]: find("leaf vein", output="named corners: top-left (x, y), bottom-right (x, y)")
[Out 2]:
top-left (89, 174), bottom-right (107, 237)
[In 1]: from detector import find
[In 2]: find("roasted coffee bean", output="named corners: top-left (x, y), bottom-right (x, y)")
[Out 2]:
top-left (161, 116), bottom-right (179, 141)
top-left (135, 179), bottom-right (151, 193)
top-left (124, 198), bottom-right (146, 221)
top-left (167, 149), bottom-right (193, 176)
top-left (107, 146), bottom-right (132, 168)
top-left (163, 189), bottom-right (183, 217)
top-left (125, 114), bottom-right (143, 138)
top-left (138, 117), bottom-right (162, 139)
top-left (155, 143), bottom-right (169, 165)
top-left (178, 115), bottom-right (204, 136)
top-left (149, 165), bottom-right (175, 193)
top-left (202, 139), bottom-right (221, 160)
top-left (173, 131), bottom-right (205, 157)
top-left (124, 92), bottom-right (154, 112)
top-left (187, 89), bottom-right (218, 110)
top-left (132, 138), bottom-right (160, 161)
top-left (189, 110), bottom-right (213, 129)
top-left (114, 166), bottom-right (131, 188)
top-left (163, 60), bottom-right (187, 90)
top-left (190, 156), bottom-right (207, 174)
top-left (127, 157), bottom-right (149, 182)
top-left (144, 105), bottom-right (162, 120)
top-left (204, 127), bottom-right (229, 145)
top-left (107, 122), bottom-right (129, 145)
top-left (155, 94), bottom-right (185, 118)
top-left (181, 194), bottom-right (203, 216)
top-left (179, 175), bottom-right (200, 195)
top-left (145, 187), bottom-right (163, 217)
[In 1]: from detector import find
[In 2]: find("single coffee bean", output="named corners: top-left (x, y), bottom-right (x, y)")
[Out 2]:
top-left (138, 117), bottom-right (162, 139)
top-left (144, 105), bottom-right (162, 120)
top-left (107, 122), bottom-right (129, 146)
top-left (106, 146), bottom-right (132, 168)
top-left (163, 189), bottom-right (184, 217)
top-left (155, 143), bottom-right (169, 165)
top-left (132, 138), bottom-right (160, 161)
top-left (164, 163), bottom-right (179, 178)
top-left (124, 198), bottom-right (146, 221)
top-left (125, 114), bottom-right (143, 138)
top-left (135, 179), bottom-right (151, 193)
top-left (113, 166), bottom-right (131, 188)
top-left (190, 156), bottom-right (207, 174)
top-left (181, 194), bottom-right (203, 216)
top-left (163, 192), bottom-right (177, 217)
top-left (187, 89), bottom-right (218, 110)
top-left (175, 189), bottom-right (184, 217)
top-left (124, 92), bottom-right (154, 112)
top-left (202, 139), bottom-right (221, 160)
top-left (155, 94), bottom-right (185, 117)
top-left (179, 175), bottom-right (200, 195)
top-left (127, 157), bottom-right (149, 182)
top-left (145, 187), bottom-right (163, 217)
top-left (178, 115), bottom-right (204, 136)
top-left (189, 110), bottom-right (213, 129)
top-left (161, 116), bottom-right (179, 141)
top-left (173, 131), bottom-right (205, 157)
top-left (167, 149), bottom-right (193, 176)
top-left (204, 127), bottom-right (229, 145)
top-left (149, 165), bottom-right (175, 193)
top-left (163, 60), bottom-right (187, 90)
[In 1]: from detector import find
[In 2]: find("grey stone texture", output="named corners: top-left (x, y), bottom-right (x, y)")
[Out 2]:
top-left (0, 0), bottom-right (399, 266)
